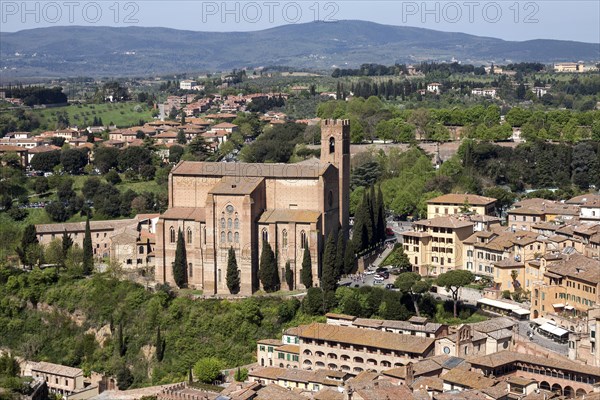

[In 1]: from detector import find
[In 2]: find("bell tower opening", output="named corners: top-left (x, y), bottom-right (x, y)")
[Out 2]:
top-left (329, 137), bottom-right (335, 154)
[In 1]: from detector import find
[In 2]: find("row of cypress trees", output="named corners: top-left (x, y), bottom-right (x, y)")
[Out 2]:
top-left (352, 185), bottom-right (386, 254)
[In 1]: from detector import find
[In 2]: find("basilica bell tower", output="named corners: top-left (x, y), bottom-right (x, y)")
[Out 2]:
top-left (320, 119), bottom-right (351, 239)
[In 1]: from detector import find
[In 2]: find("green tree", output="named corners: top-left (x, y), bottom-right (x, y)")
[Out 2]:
top-left (300, 244), bottom-right (313, 289)
top-left (176, 129), bottom-right (187, 145)
top-left (285, 261), bottom-right (294, 290)
top-left (226, 246), bottom-right (240, 294)
top-left (335, 230), bottom-right (345, 279)
top-left (60, 148), bottom-right (88, 175)
top-left (155, 326), bottom-right (166, 362)
top-left (259, 241), bottom-right (279, 292)
top-left (173, 228), bottom-right (188, 288)
top-left (437, 270), bottom-right (474, 317)
top-left (320, 233), bottom-right (338, 295)
top-left (193, 357), bottom-right (224, 384)
top-left (343, 240), bottom-right (356, 274)
top-left (234, 367), bottom-right (248, 382)
top-left (82, 217), bottom-right (94, 275)
top-left (302, 287), bottom-right (324, 315)
top-left (394, 272), bottom-right (430, 317)
top-left (16, 224), bottom-right (39, 266)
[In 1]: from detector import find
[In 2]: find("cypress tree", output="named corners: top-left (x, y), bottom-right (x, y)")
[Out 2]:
top-left (344, 240), bottom-right (357, 275)
top-left (82, 217), bottom-right (94, 275)
top-left (368, 185), bottom-right (375, 246)
top-left (353, 191), bottom-right (370, 253)
top-left (285, 261), bottom-right (294, 290)
top-left (335, 230), bottom-right (345, 279)
top-left (320, 233), bottom-right (338, 293)
top-left (16, 224), bottom-right (39, 266)
top-left (300, 244), bottom-right (313, 289)
top-left (376, 185), bottom-right (386, 243)
top-left (259, 241), bottom-right (279, 292)
top-left (155, 326), bottom-right (165, 362)
top-left (173, 228), bottom-right (188, 288)
top-left (117, 322), bottom-right (126, 357)
top-left (226, 246), bottom-right (240, 294)
top-left (62, 230), bottom-right (73, 258)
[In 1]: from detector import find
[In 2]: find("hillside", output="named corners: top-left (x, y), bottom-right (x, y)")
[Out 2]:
top-left (0, 20), bottom-right (598, 78)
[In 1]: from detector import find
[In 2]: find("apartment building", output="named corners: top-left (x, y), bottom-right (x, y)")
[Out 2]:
top-left (531, 253), bottom-right (600, 319)
top-left (402, 216), bottom-right (474, 277)
top-left (507, 198), bottom-right (579, 231)
top-left (426, 194), bottom-right (497, 219)
top-left (296, 323), bottom-right (435, 374)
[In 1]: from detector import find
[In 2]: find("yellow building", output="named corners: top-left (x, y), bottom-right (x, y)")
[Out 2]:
top-left (426, 194), bottom-right (496, 219)
top-left (402, 216), bottom-right (474, 277)
top-left (531, 253), bottom-right (600, 319)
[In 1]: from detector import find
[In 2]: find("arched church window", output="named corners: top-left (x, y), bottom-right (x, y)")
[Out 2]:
top-left (186, 227), bottom-right (192, 244)
top-left (220, 231), bottom-right (226, 242)
top-left (234, 217), bottom-right (239, 229)
top-left (235, 232), bottom-right (240, 243)
top-left (262, 228), bottom-right (268, 242)
top-left (227, 218), bottom-right (232, 229)
top-left (220, 217), bottom-right (226, 229)
top-left (300, 230), bottom-right (307, 248)
top-left (227, 231), bottom-right (233, 242)
top-left (282, 230), bottom-right (288, 247)
top-left (170, 227), bottom-right (176, 243)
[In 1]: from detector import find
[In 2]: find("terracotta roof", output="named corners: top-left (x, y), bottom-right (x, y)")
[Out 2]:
top-left (171, 161), bottom-right (333, 179)
top-left (0, 145), bottom-right (27, 152)
top-left (36, 219), bottom-right (137, 234)
top-left (442, 368), bottom-right (496, 390)
top-left (410, 376), bottom-right (444, 392)
top-left (469, 317), bottom-right (515, 333)
top-left (545, 253), bottom-right (600, 284)
top-left (258, 209), bottom-right (321, 224)
top-left (257, 339), bottom-right (282, 346)
top-left (427, 194), bottom-right (496, 206)
top-left (276, 344), bottom-right (299, 354)
top-left (566, 193), bottom-right (600, 205)
top-left (414, 216), bottom-right (474, 229)
top-left (31, 361), bottom-right (83, 378)
top-left (28, 145), bottom-right (60, 153)
top-left (508, 207), bottom-right (545, 216)
top-left (161, 207), bottom-right (206, 222)
top-left (468, 350), bottom-right (600, 377)
top-left (326, 313), bottom-right (356, 321)
top-left (296, 323), bottom-right (435, 354)
top-left (209, 176), bottom-right (263, 195)
top-left (212, 122), bottom-right (238, 128)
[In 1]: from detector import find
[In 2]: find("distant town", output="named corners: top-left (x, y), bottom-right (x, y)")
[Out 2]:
top-left (0, 59), bottom-right (599, 400)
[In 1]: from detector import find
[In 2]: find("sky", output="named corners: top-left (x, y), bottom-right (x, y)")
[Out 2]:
top-left (1, 0), bottom-right (599, 43)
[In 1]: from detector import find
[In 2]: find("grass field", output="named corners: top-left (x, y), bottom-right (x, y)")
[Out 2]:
top-left (32, 102), bottom-right (154, 131)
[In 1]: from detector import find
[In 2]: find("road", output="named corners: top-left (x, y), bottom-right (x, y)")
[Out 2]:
top-left (514, 319), bottom-right (568, 356)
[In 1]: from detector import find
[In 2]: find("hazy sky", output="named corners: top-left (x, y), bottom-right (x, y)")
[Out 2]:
top-left (1, 1), bottom-right (599, 43)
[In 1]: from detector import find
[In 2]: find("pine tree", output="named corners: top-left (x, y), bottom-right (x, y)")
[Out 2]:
top-left (335, 230), bottom-right (345, 280)
top-left (259, 241), bottom-right (279, 292)
top-left (155, 326), bottom-right (166, 362)
top-left (226, 246), bottom-right (240, 294)
top-left (285, 261), bottom-right (294, 290)
top-left (344, 240), bottom-right (357, 274)
top-left (82, 217), bottom-right (94, 275)
top-left (300, 244), bottom-right (313, 289)
top-left (320, 233), bottom-right (338, 293)
top-left (173, 228), bottom-right (188, 288)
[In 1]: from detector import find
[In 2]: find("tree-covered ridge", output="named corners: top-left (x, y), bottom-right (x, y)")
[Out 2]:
top-left (0, 268), bottom-right (309, 388)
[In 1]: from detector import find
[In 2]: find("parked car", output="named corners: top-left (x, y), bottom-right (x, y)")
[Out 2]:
top-left (385, 283), bottom-right (395, 290)
top-left (365, 270), bottom-right (376, 275)
top-left (374, 275), bottom-right (385, 282)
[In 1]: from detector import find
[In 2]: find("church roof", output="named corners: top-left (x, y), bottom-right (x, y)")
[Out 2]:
top-left (161, 207), bottom-right (205, 221)
top-left (171, 161), bottom-right (332, 179)
top-left (209, 176), bottom-right (263, 195)
top-left (258, 209), bottom-right (321, 224)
